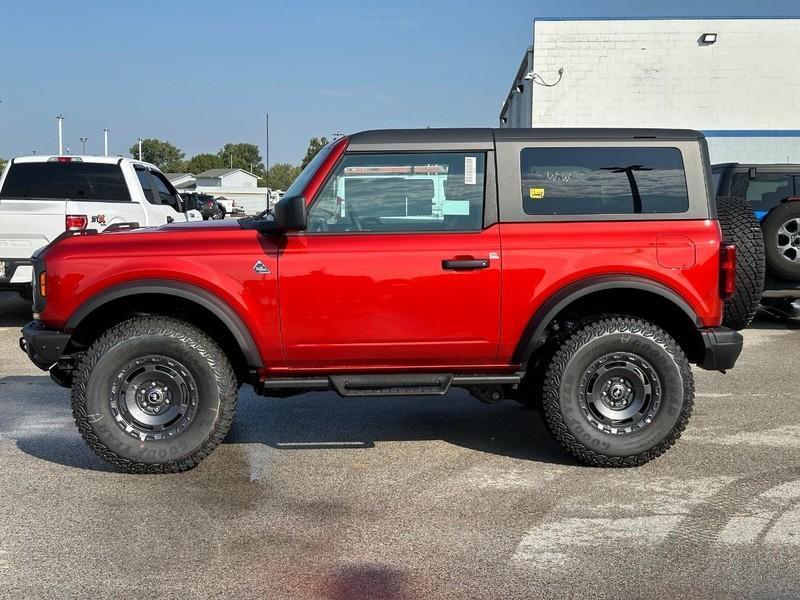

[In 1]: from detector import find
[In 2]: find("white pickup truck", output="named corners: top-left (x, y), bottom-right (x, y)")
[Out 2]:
top-left (0, 155), bottom-right (201, 298)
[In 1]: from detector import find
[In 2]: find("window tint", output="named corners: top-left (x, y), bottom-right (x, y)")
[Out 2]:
top-left (151, 171), bottom-right (182, 210)
top-left (742, 174), bottom-right (794, 211)
top-left (520, 147), bottom-right (689, 216)
top-left (136, 169), bottom-right (155, 203)
top-left (308, 152), bottom-right (485, 233)
top-left (0, 162), bottom-right (131, 201)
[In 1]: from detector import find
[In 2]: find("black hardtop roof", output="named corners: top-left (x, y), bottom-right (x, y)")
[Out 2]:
top-left (347, 127), bottom-right (704, 149)
top-left (713, 162), bottom-right (800, 170)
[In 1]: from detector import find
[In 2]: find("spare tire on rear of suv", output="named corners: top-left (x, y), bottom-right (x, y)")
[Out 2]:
top-left (716, 196), bottom-right (765, 330)
top-left (761, 201), bottom-right (800, 282)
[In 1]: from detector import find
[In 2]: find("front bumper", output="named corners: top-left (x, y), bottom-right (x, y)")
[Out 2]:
top-left (19, 321), bottom-right (71, 371)
top-left (699, 327), bottom-right (743, 372)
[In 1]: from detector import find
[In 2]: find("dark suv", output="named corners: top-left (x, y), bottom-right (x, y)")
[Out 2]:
top-left (714, 163), bottom-right (800, 315)
top-left (20, 129), bottom-right (754, 473)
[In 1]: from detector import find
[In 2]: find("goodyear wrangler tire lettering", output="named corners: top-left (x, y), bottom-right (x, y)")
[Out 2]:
top-left (71, 316), bottom-right (237, 474)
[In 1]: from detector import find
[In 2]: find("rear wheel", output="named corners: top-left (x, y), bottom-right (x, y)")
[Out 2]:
top-left (71, 317), bottom-right (237, 473)
top-left (541, 317), bottom-right (693, 467)
top-left (762, 201), bottom-right (800, 281)
top-left (716, 196), bottom-right (765, 330)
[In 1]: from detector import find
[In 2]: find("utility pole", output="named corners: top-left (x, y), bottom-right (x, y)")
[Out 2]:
top-left (103, 128), bottom-right (109, 156)
top-left (56, 115), bottom-right (64, 154)
top-left (230, 153), bottom-right (233, 168)
top-left (265, 113), bottom-right (270, 191)
top-left (80, 137), bottom-right (88, 154)
top-left (137, 138), bottom-right (143, 160)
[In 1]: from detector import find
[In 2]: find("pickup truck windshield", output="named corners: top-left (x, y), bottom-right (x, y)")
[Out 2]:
top-left (0, 162), bottom-right (131, 201)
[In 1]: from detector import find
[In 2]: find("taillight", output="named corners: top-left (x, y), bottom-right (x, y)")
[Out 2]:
top-left (38, 271), bottom-right (47, 298)
top-left (65, 215), bottom-right (88, 231)
top-left (720, 242), bottom-right (737, 299)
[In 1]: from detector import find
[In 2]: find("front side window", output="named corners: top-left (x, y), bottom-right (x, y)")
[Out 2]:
top-left (520, 147), bottom-right (689, 216)
top-left (307, 152), bottom-right (486, 233)
top-left (151, 171), bottom-right (182, 211)
top-left (136, 168), bottom-right (155, 203)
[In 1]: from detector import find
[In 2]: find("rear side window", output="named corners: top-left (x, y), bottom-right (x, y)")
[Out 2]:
top-left (520, 147), bottom-right (689, 216)
top-left (733, 173), bottom-right (794, 211)
top-left (0, 162), bottom-right (131, 202)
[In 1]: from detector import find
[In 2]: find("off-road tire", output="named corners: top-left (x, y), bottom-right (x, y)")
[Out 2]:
top-left (71, 316), bottom-right (237, 473)
top-left (541, 317), bottom-right (694, 467)
top-left (716, 196), bottom-right (765, 330)
top-left (211, 207), bottom-right (225, 220)
top-left (761, 201), bottom-right (800, 281)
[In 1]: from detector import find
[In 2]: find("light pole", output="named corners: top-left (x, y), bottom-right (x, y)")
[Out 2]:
top-left (103, 128), bottom-right (109, 156)
top-left (80, 137), bottom-right (88, 154)
top-left (137, 138), bottom-right (143, 161)
top-left (56, 115), bottom-right (64, 154)
top-left (265, 112), bottom-right (270, 191)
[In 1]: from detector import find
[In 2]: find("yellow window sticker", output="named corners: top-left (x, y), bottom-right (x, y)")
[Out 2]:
top-left (529, 187), bottom-right (545, 199)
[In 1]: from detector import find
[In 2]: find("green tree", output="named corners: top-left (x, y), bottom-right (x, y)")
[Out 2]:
top-left (185, 153), bottom-right (225, 174)
top-left (301, 137), bottom-right (330, 169)
top-left (129, 138), bottom-right (185, 172)
top-left (0, 157), bottom-right (6, 172)
top-left (217, 143), bottom-right (264, 175)
top-left (265, 163), bottom-right (301, 190)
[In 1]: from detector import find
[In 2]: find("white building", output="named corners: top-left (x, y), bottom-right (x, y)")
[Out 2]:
top-left (500, 17), bottom-right (800, 163)
top-left (166, 168), bottom-right (271, 215)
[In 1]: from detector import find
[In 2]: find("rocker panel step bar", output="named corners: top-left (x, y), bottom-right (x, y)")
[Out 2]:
top-left (258, 373), bottom-right (522, 397)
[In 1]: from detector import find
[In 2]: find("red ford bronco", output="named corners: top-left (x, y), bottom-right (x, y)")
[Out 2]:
top-left (20, 129), bottom-right (752, 472)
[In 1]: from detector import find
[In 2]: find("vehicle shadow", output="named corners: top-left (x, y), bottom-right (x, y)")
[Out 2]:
top-left (0, 292), bottom-right (31, 327)
top-left (749, 308), bottom-right (800, 331)
top-left (8, 375), bottom-right (577, 472)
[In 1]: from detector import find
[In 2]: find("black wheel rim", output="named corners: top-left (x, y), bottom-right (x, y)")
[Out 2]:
top-left (578, 352), bottom-right (662, 435)
top-left (110, 355), bottom-right (199, 441)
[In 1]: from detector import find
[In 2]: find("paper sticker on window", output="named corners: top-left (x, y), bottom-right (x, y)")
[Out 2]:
top-left (464, 157), bottom-right (476, 185)
top-left (529, 187), bottom-right (545, 199)
top-left (442, 200), bottom-right (470, 215)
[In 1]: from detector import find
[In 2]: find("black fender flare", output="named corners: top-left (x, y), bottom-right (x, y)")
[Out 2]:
top-left (65, 279), bottom-right (263, 368)
top-left (512, 274), bottom-right (703, 364)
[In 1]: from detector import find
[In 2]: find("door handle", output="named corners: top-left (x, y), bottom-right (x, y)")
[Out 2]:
top-left (442, 258), bottom-right (489, 270)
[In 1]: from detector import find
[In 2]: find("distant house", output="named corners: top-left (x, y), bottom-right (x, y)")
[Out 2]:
top-left (164, 173), bottom-right (195, 190)
top-left (166, 169), bottom-right (270, 215)
top-left (195, 168), bottom-right (259, 188)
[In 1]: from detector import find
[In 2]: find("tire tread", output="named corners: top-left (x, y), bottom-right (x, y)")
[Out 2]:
top-left (71, 316), bottom-right (237, 474)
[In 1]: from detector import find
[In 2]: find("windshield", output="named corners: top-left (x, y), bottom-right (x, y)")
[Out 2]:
top-left (283, 142), bottom-right (336, 199)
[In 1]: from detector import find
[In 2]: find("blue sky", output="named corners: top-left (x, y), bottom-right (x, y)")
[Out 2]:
top-left (0, 0), bottom-right (797, 165)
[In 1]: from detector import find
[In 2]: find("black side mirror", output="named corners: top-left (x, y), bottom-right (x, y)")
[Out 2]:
top-left (273, 195), bottom-right (307, 232)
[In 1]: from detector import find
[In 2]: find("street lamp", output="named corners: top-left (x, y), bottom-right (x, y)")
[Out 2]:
top-left (56, 115), bottom-right (64, 154)
top-left (137, 138), bottom-right (143, 160)
top-left (80, 137), bottom-right (88, 154)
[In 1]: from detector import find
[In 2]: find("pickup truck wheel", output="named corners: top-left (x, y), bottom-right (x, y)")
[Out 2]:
top-left (716, 196), bottom-right (766, 330)
top-left (541, 317), bottom-right (694, 467)
top-left (761, 201), bottom-right (800, 281)
top-left (71, 317), bottom-right (237, 473)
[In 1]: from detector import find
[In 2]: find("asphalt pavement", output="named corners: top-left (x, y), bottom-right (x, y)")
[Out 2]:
top-left (1, 291), bottom-right (799, 599)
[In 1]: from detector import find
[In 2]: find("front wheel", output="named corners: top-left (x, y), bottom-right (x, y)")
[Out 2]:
top-left (71, 317), bottom-right (237, 473)
top-left (541, 317), bottom-right (694, 467)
